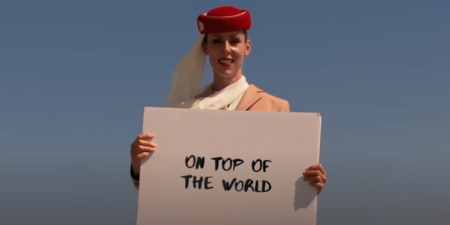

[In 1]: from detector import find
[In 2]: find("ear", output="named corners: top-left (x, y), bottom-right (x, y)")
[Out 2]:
top-left (202, 42), bottom-right (208, 55)
top-left (245, 40), bottom-right (251, 56)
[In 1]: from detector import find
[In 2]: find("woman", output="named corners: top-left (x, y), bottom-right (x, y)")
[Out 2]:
top-left (129, 5), bottom-right (327, 195)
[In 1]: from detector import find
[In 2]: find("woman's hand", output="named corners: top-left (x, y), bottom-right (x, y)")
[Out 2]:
top-left (303, 164), bottom-right (327, 195)
top-left (130, 133), bottom-right (157, 175)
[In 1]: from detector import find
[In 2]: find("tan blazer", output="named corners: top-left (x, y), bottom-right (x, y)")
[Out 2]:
top-left (131, 84), bottom-right (290, 189)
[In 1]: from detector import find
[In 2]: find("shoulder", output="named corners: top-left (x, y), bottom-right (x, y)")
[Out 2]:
top-left (256, 87), bottom-right (290, 107)
top-left (246, 84), bottom-right (290, 112)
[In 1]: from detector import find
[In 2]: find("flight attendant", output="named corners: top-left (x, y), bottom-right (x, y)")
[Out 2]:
top-left (129, 5), bottom-right (327, 195)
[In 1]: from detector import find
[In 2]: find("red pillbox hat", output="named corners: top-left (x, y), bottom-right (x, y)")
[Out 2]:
top-left (197, 6), bottom-right (252, 34)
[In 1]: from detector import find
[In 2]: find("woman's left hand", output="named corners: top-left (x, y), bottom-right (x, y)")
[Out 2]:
top-left (303, 164), bottom-right (327, 195)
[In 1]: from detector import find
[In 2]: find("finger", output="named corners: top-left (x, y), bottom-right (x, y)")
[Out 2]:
top-left (138, 145), bottom-right (156, 152)
top-left (309, 181), bottom-right (324, 187)
top-left (131, 133), bottom-right (154, 148)
top-left (139, 139), bottom-right (156, 148)
top-left (139, 133), bottom-right (154, 140)
top-left (303, 171), bottom-right (327, 183)
top-left (303, 175), bottom-right (323, 183)
top-left (322, 174), bottom-right (327, 183)
top-left (306, 164), bottom-right (324, 172)
top-left (309, 182), bottom-right (324, 194)
top-left (306, 164), bottom-right (326, 175)
top-left (302, 170), bottom-right (321, 176)
top-left (137, 152), bottom-right (150, 158)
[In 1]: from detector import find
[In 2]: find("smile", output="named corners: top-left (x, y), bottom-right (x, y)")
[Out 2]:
top-left (219, 58), bottom-right (234, 66)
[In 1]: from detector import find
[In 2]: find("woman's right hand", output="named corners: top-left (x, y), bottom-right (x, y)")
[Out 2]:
top-left (130, 133), bottom-right (157, 175)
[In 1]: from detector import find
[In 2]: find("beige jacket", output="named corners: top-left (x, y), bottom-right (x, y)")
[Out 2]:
top-left (131, 84), bottom-right (290, 189)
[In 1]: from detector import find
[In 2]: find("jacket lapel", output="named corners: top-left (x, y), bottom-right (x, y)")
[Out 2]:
top-left (236, 84), bottom-right (263, 111)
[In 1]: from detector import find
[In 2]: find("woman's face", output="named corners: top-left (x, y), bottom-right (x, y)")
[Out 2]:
top-left (202, 31), bottom-right (251, 79)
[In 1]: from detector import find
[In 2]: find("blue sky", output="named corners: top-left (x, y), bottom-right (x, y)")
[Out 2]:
top-left (1, 0), bottom-right (449, 224)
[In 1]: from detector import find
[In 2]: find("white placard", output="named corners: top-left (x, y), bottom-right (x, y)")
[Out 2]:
top-left (137, 107), bottom-right (322, 225)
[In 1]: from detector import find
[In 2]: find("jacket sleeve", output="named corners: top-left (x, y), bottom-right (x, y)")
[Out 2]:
top-left (130, 164), bottom-right (140, 190)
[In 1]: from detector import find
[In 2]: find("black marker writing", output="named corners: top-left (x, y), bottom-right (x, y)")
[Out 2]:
top-left (185, 155), bottom-right (205, 169)
top-left (211, 157), bottom-right (244, 171)
top-left (181, 175), bottom-right (213, 189)
top-left (222, 178), bottom-right (272, 192)
top-left (181, 155), bottom-right (272, 192)
top-left (251, 159), bottom-right (272, 173)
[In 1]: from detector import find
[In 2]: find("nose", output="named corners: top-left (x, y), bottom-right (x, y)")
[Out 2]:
top-left (222, 41), bottom-right (231, 54)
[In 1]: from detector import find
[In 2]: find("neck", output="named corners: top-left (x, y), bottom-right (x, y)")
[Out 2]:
top-left (212, 71), bottom-right (243, 91)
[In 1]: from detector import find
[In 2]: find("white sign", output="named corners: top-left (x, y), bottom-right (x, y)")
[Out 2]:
top-left (137, 107), bottom-right (322, 225)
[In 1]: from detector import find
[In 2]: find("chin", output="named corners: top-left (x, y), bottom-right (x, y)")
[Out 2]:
top-left (213, 68), bottom-right (235, 78)
top-left (217, 71), bottom-right (236, 79)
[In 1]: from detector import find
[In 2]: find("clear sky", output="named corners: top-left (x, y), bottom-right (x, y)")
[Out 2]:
top-left (1, 0), bottom-right (449, 224)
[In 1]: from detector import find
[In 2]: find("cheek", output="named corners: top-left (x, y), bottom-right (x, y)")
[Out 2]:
top-left (207, 48), bottom-right (222, 61)
top-left (231, 49), bottom-right (245, 63)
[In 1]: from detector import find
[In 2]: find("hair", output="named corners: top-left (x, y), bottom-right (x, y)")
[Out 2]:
top-left (202, 30), bottom-right (248, 43)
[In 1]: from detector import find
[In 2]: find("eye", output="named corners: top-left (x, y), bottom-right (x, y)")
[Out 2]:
top-left (231, 39), bottom-right (240, 43)
top-left (212, 39), bottom-right (221, 44)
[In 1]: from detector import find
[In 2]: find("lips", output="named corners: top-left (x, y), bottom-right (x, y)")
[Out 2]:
top-left (219, 58), bottom-right (233, 66)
